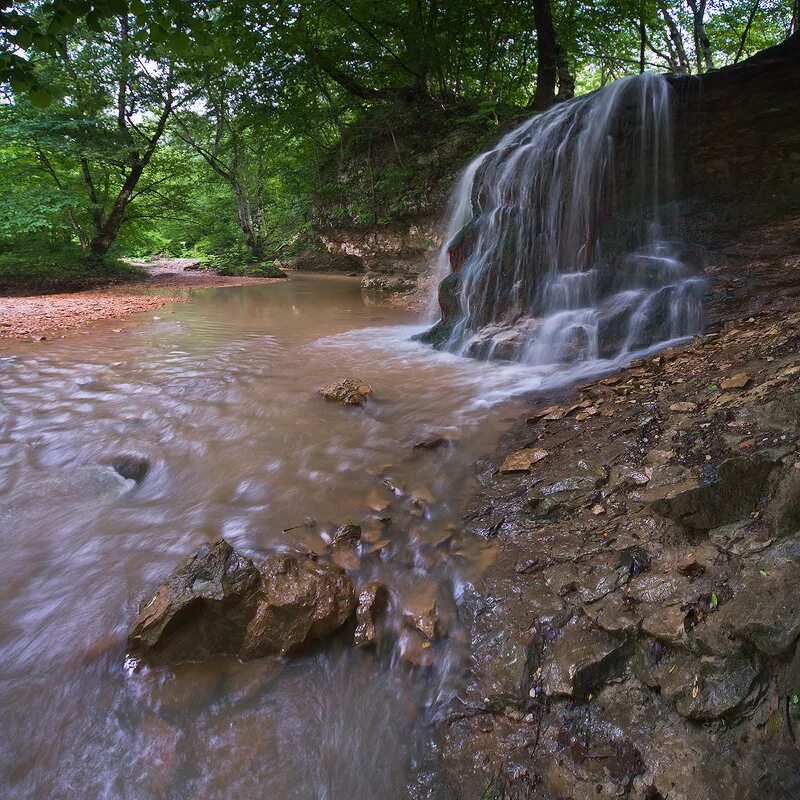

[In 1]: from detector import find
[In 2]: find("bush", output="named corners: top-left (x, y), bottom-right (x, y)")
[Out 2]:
top-left (0, 245), bottom-right (146, 294)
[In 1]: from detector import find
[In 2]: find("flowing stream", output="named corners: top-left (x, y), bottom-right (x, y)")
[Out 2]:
top-left (0, 274), bottom-right (595, 800)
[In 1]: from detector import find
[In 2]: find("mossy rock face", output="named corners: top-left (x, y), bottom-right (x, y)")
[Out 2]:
top-left (443, 273), bottom-right (464, 316)
top-left (412, 319), bottom-right (460, 349)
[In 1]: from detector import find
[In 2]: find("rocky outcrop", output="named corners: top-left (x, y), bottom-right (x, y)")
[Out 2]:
top-left (127, 539), bottom-right (356, 662)
top-left (669, 34), bottom-right (800, 331)
top-left (436, 308), bottom-right (800, 800)
top-left (318, 218), bottom-right (441, 303)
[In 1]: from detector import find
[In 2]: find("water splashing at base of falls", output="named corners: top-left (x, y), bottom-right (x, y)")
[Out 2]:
top-left (421, 73), bottom-right (704, 368)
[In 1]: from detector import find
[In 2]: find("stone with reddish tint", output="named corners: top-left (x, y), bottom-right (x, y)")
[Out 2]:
top-left (128, 539), bottom-right (356, 662)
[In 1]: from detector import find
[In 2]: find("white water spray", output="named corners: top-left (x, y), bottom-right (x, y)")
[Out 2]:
top-left (423, 73), bottom-right (703, 367)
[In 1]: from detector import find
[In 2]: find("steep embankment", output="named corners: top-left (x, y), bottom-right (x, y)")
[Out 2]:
top-left (429, 37), bottom-right (800, 800)
top-left (303, 107), bottom-right (507, 303)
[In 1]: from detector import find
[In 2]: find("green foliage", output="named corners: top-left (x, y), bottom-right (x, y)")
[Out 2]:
top-left (0, 244), bottom-right (144, 294)
top-left (0, 0), bottom-right (796, 292)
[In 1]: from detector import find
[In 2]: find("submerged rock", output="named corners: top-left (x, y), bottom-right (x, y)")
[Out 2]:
top-left (104, 453), bottom-right (150, 483)
top-left (127, 539), bottom-right (356, 662)
top-left (318, 377), bottom-right (374, 406)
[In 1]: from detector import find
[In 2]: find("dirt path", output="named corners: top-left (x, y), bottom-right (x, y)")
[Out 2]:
top-left (0, 260), bottom-right (284, 340)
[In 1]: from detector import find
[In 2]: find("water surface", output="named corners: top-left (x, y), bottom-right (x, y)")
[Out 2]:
top-left (0, 274), bottom-right (547, 799)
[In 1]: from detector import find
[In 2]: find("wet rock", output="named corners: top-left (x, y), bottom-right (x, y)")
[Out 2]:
top-left (128, 539), bottom-right (356, 662)
top-left (720, 373), bottom-right (751, 391)
top-left (354, 581), bottom-right (390, 648)
top-left (669, 401), bottom-right (698, 413)
top-left (398, 627), bottom-right (436, 668)
top-left (31, 464), bottom-right (135, 504)
top-left (542, 627), bottom-right (631, 698)
top-left (104, 453), bottom-right (150, 483)
top-left (764, 462), bottom-right (800, 537)
top-left (641, 604), bottom-right (687, 645)
top-left (412, 273), bottom-right (464, 347)
top-left (609, 464), bottom-right (652, 489)
top-left (402, 582), bottom-right (448, 640)
top-left (128, 539), bottom-right (262, 661)
top-left (499, 448), bottom-right (548, 473)
top-left (437, 271), bottom-right (463, 322)
top-left (643, 454), bottom-right (773, 529)
top-left (242, 553), bottom-right (356, 657)
top-left (583, 593), bottom-right (642, 635)
top-left (617, 546), bottom-right (652, 577)
top-left (328, 522), bottom-right (361, 548)
top-left (318, 378), bottom-right (374, 406)
top-left (413, 433), bottom-right (459, 450)
top-left (657, 650), bottom-right (761, 721)
top-left (715, 565), bottom-right (800, 656)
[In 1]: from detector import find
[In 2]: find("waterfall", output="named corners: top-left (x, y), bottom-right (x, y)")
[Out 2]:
top-left (419, 73), bottom-right (704, 366)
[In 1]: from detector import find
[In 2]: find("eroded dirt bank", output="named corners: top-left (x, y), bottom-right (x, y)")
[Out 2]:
top-left (434, 310), bottom-right (800, 799)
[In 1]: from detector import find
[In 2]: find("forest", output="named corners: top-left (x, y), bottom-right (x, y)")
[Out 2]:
top-left (0, 0), bottom-right (796, 290)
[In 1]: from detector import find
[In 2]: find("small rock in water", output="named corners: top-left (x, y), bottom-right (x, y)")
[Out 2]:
top-left (354, 581), bottom-right (391, 648)
top-left (318, 377), bottom-right (374, 406)
top-left (401, 582), bottom-right (448, 641)
top-left (500, 448), bottom-right (549, 473)
top-left (104, 453), bottom-right (150, 483)
top-left (328, 522), bottom-right (361, 548)
top-left (412, 433), bottom-right (459, 450)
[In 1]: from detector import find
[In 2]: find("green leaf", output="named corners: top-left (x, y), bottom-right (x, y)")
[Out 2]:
top-left (168, 30), bottom-right (193, 55)
top-left (710, 592), bottom-right (719, 609)
top-left (29, 87), bottom-right (53, 108)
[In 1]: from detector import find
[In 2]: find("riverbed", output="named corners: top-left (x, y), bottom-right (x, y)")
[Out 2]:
top-left (0, 273), bottom-right (569, 799)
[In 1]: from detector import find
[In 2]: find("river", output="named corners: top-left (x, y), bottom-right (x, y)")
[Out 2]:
top-left (0, 273), bottom-right (576, 799)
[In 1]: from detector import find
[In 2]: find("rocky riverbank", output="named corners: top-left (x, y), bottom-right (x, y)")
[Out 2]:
top-left (432, 309), bottom-right (800, 799)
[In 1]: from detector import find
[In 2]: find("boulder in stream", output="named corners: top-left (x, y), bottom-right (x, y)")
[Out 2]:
top-left (318, 377), bottom-right (374, 406)
top-left (127, 539), bottom-right (356, 662)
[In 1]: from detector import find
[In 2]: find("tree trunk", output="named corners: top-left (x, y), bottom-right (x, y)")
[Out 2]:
top-left (555, 44), bottom-right (575, 101)
top-left (231, 180), bottom-right (263, 260)
top-left (88, 164), bottom-right (143, 257)
top-left (687, 0), bottom-right (714, 72)
top-left (530, 0), bottom-right (558, 110)
top-left (658, 0), bottom-right (691, 73)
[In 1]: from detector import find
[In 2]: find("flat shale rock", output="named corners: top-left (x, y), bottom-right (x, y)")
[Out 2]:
top-left (542, 626), bottom-right (631, 699)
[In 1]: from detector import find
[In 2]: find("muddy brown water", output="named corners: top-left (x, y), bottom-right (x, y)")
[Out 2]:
top-left (1, 274), bottom-right (567, 799)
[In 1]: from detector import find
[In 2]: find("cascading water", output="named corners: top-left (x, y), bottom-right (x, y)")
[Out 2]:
top-left (419, 73), bottom-right (704, 367)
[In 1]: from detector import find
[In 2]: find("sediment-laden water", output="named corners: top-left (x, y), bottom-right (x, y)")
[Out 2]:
top-left (0, 274), bottom-right (598, 799)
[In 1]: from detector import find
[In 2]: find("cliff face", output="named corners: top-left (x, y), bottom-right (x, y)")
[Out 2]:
top-left (313, 37), bottom-right (800, 315)
top-left (308, 107), bottom-right (503, 304)
top-left (317, 216), bottom-right (442, 301)
top-left (670, 33), bottom-right (800, 329)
